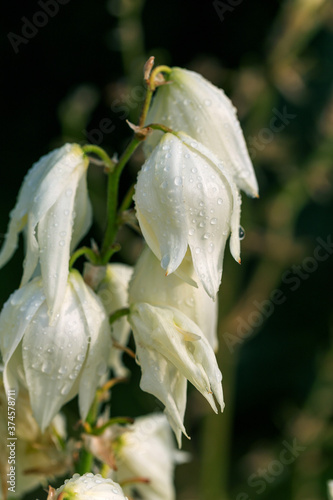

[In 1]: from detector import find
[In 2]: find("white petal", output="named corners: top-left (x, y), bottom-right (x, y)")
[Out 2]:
top-left (129, 247), bottom-right (218, 350)
top-left (134, 134), bottom-right (188, 274)
top-left (96, 264), bottom-right (133, 377)
top-left (38, 170), bottom-right (80, 322)
top-left (130, 303), bottom-right (224, 422)
top-left (71, 171), bottom-right (93, 251)
top-left (0, 279), bottom-right (44, 392)
top-left (70, 271), bottom-right (112, 421)
top-left (22, 284), bottom-right (88, 430)
top-left (135, 342), bottom-right (188, 447)
top-left (0, 147), bottom-right (64, 269)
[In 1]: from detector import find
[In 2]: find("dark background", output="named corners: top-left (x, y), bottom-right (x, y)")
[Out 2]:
top-left (1, 1), bottom-right (333, 499)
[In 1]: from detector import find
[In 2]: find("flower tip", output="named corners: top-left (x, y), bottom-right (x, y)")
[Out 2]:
top-left (238, 258), bottom-right (242, 264)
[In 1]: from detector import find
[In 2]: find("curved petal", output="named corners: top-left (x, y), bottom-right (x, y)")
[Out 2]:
top-left (134, 341), bottom-right (188, 447)
top-left (38, 170), bottom-right (80, 322)
top-left (130, 303), bottom-right (224, 423)
top-left (22, 284), bottom-right (88, 430)
top-left (134, 133), bottom-right (189, 275)
top-left (70, 271), bottom-right (112, 421)
top-left (71, 172), bottom-right (93, 251)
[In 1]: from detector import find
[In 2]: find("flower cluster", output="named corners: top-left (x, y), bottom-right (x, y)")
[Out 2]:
top-left (0, 60), bottom-right (258, 498)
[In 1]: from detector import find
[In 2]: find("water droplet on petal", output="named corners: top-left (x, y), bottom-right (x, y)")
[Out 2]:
top-left (239, 226), bottom-right (245, 240)
top-left (210, 218), bottom-right (217, 225)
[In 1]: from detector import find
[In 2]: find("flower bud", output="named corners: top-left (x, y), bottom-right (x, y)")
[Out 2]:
top-left (0, 270), bottom-right (111, 430)
top-left (0, 144), bottom-right (92, 321)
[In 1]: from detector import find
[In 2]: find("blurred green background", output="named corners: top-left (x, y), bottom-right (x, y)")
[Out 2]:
top-left (2, 0), bottom-right (333, 499)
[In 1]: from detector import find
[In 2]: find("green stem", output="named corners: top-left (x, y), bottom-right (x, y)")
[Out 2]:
top-left (109, 307), bottom-right (130, 325)
top-left (69, 246), bottom-right (99, 269)
top-left (90, 417), bottom-right (134, 436)
top-left (100, 137), bottom-right (141, 259)
top-left (147, 123), bottom-right (174, 134)
top-left (82, 145), bottom-right (114, 171)
top-left (138, 65), bottom-right (172, 127)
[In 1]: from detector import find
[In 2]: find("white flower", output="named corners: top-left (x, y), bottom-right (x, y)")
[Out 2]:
top-left (90, 263), bottom-right (133, 377)
top-left (144, 66), bottom-right (258, 197)
top-left (129, 246), bottom-right (218, 351)
top-left (0, 379), bottom-right (70, 497)
top-left (128, 302), bottom-right (224, 445)
top-left (113, 413), bottom-right (189, 500)
top-left (0, 144), bottom-right (92, 321)
top-left (48, 473), bottom-right (127, 500)
top-left (0, 270), bottom-right (111, 431)
top-left (134, 131), bottom-right (241, 299)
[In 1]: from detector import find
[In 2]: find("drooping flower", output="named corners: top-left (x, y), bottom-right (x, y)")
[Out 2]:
top-left (129, 246), bottom-right (218, 351)
top-left (0, 270), bottom-right (111, 431)
top-left (0, 379), bottom-right (71, 498)
top-left (86, 263), bottom-right (133, 377)
top-left (144, 66), bottom-right (258, 197)
top-left (0, 144), bottom-right (92, 321)
top-left (112, 413), bottom-right (189, 500)
top-left (134, 131), bottom-right (241, 299)
top-left (128, 302), bottom-right (224, 445)
top-left (47, 473), bottom-right (127, 500)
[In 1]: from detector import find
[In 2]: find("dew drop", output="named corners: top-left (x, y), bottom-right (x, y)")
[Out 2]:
top-left (59, 240), bottom-right (65, 247)
top-left (188, 228), bottom-right (195, 236)
top-left (41, 360), bottom-right (53, 374)
top-left (174, 176), bottom-right (182, 186)
top-left (217, 198), bottom-right (223, 205)
top-left (210, 218), bottom-right (217, 225)
top-left (239, 226), bottom-right (245, 240)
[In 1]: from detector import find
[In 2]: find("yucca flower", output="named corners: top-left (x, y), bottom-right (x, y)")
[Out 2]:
top-left (47, 473), bottom-right (127, 500)
top-left (0, 144), bottom-right (92, 321)
top-left (134, 131), bottom-right (241, 299)
top-left (144, 66), bottom-right (258, 197)
top-left (112, 413), bottom-right (189, 500)
top-left (0, 270), bottom-right (111, 431)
